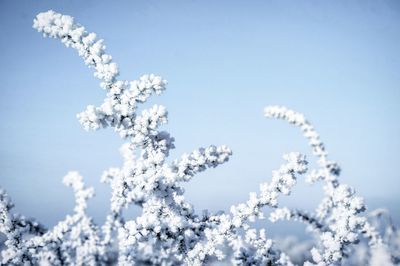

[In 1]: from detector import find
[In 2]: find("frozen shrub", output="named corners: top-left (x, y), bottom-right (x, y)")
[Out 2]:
top-left (0, 10), bottom-right (399, 265)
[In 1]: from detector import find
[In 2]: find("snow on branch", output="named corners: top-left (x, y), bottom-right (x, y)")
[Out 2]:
top-left (0, 10), bottom-right (398, 266)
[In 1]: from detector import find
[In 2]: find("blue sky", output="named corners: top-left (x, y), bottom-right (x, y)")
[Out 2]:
top-left (0, 0), bottom-right (399, 229)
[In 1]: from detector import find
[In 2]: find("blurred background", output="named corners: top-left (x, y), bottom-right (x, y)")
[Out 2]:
top-left (0, 0), bottom-right (399, 238)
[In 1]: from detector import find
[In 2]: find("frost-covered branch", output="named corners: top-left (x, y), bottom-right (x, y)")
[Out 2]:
top-left (0, 9), bottom-right (397, 266)
top-left (265, 106), bottom-right (390, 265)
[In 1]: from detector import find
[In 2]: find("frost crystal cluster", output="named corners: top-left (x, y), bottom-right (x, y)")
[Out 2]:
top-left (0, 10), bottom-right (399, 266)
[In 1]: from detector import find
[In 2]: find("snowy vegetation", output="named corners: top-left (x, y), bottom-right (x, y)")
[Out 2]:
top-left (0, 10), bottom-right (399, 265)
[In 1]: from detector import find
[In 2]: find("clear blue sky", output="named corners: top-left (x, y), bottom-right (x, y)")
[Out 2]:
top-left (0, 0), bottom-right (399, 230)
